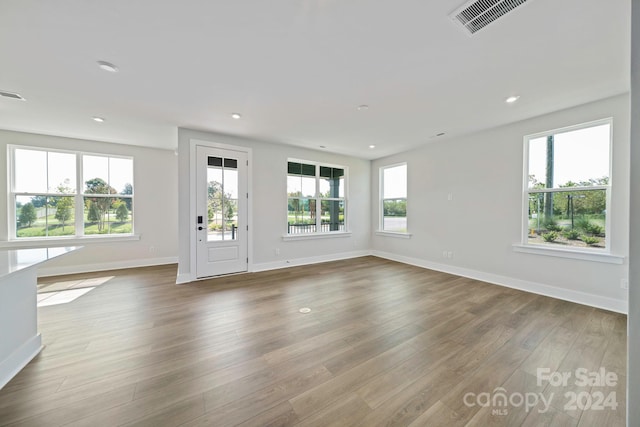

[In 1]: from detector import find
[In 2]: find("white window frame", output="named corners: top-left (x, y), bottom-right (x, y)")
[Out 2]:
top-left (6, 145), bottom-right (136, 245)
top-left (283, 158), bottom-right (349, 240)
top-left (376, 162), bottom-right (411, 238)
top-left (514, 118), bottom-right (622, 264)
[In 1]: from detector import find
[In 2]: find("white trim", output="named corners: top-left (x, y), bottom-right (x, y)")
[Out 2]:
top-left (375, 230), bottom-right (412, 239)
top-left (0, 334), bottom-right (42, 390)
top-left (524, 117), bottom-right (614, 141)
top-left (0, 234), bottom-right (140, 249)
top-left (176, 273), bottom-right (191, 285)
top-left (512, 244), bottom-right (624, 264)
top-left (252, 250), bottom-right (369, 272)
top-left (371, 250), bottom-right (627, 314)
top-left (37, 256), bottom-right (177, 278)
top-left (282, 231), bottom-right (352, 241)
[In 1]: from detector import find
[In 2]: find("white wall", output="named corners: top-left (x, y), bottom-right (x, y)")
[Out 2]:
top-left (371, 94), bottom-right (630, 312)
top-left (177, 128), bottom-right (371, 280)
top-left (0, 130), bottom-right (179, 275)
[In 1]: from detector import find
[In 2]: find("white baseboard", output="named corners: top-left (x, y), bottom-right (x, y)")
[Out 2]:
top-left (371, 250), bottom-right (627, 314)
top-left (251, 250), bottom-right (371, 273)
top-left (176, 273), bottom-right (192, 285)
top-left (0, 334), bottom-right (42, 390)
top-left (37, 257), bottom-right (178, 278)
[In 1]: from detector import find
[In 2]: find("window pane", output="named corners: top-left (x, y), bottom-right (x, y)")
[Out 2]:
top-left (84, 196), bottom-right (114, 235)
top-left (527, 189), bottom-right (606, 249)
top-left (208, 156), bottom-right (223, 167)
top-left (207, 167), bottom-right (224, 241)
top-left (16, 195), bottom-right (46, 237)
top-left (288, 162), bottom-right (316, 198)
top-left (110, 157), bottom-right (133, 194)
top-left (288, 175), bottom-right (319, 197)
top-left (48, 196), bottom-right (75, 236)
top-left (383, 165), bottom-right (407, 198)
top-left (320, 200), bottom-right (345, 232)
top-left (224, 158), bottom-right (238, 168)
top-left (287, 162), bottom-right (315, 176)
top-left (528, 123), bottom-right (610, 189)
top-left (15, 149), bottom-right (47, 193)
top-left (320, 175), bottom-right (344, 198)
top-left (207, 165), bottom-right (238, 241)
top-left (83, 155), bottom-right (109, 191)
top-left (223, 199), bottom-right (238, 241)
top-left (48, 152), bottom-right (76, 193)
top-left (287, 176), bottom-right (302, 196)
top-left (287, 198), bottom-right (316, 234)
top-left (109, 198), bottom-right (133, 234)
top-left (383, 199), bottom-right (407, 232)
top-left (301, 177), bottom-right (315, 198)
top-left (301, 163), bottom-right (315, 176)
top-left (224, 168), bottom-right (239, 199)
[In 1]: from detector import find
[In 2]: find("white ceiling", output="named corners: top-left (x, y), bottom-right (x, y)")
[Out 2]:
top-left (0, 0), bottom-right (630, 160)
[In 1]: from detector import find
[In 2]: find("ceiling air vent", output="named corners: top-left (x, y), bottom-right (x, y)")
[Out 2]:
top-left (0, 90), bottom-right (25, 101)
top-left (450, 0), bottom-right (530, 35)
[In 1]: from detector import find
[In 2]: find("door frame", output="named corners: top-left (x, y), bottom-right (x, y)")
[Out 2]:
top-left (189, 138), bottom-right (253, 281)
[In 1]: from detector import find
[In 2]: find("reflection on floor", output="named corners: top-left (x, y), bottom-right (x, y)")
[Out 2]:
top-left (36, 276), bottom-right (113, 307)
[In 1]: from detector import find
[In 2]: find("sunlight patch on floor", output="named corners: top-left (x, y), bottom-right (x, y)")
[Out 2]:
top-left (36, 276), bottom-right (114, 307)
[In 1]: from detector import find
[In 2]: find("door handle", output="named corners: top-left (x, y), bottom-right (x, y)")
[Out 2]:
top-left (198, 226), bottom-right (204, 231)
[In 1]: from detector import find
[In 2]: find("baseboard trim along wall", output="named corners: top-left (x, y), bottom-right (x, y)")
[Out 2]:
top-left (38, 257), bottom-right (178, 278)
top-left (0, 335), bottom-right (42, 390)
top-left (251, 250), bottom-right (371, 273)
top-left (38, 250), bottom-right (626, 314)
top-left (371, 250), bottom-right (627, 314)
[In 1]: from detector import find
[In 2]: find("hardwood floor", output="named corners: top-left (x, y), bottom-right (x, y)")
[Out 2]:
top-left (0, 256), bottom-right (627, 426)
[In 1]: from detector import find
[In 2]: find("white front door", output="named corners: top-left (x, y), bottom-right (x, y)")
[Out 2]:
top-left (196, 146), bottom-right (248, 278)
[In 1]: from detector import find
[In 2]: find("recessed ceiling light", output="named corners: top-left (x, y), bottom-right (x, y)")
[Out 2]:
top-left (97, 61), bottom-right (119, 73)
top-left (357, 105), bottom-right (369, 111)
top-left (92, 116), bottom-right (105, 123)
top-left (505, 95), bottom-right (520, 103)
top-left (231, 113), bottom-right (242, 119)
top-left (369, 145), bottom-right (376, 149)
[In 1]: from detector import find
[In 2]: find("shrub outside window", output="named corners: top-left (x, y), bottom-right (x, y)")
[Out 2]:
top-left (9, 146), bottom-right (134, 239)
top-left (523, 119), bottom-right (611, 250)
top-left (287, 160), bottom-right (346, 234)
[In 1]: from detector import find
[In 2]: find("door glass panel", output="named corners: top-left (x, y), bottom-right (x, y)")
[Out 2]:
top-left (207, 157), bottom-right (239, 241)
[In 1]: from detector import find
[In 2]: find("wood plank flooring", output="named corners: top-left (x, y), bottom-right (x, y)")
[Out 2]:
top-left (0, 256), bottom-right (627, 426)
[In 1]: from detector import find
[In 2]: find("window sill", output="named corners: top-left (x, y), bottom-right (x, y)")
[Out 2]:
top-left (375, 230), bottom-right (412, 239)
top-left (282, 232), bottom-right (352, 241)
top-left (0, 234), bottom-right (141, 249)
top-left (512, 244), bottom-right (624, 264)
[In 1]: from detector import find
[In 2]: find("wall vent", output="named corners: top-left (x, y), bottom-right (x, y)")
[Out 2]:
top-left (450, 0), bottom-right (530, 35)
top-left (0, 90), bottom-right (25, 101)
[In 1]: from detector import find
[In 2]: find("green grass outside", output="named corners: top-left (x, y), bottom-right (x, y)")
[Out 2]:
top-left (16, 213), bottom-right (132, 237)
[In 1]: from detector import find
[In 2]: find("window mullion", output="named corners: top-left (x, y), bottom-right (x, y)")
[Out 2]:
top-left (76, 152), bottom-right (84, 237)
top-left (315, 166), bottom-right (320, 232)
